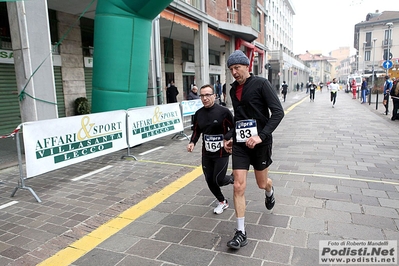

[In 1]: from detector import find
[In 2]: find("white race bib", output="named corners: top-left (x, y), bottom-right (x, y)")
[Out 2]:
top-left (235, 119), bottom-right (258, 143)
top-left (204, 134), bottom-right (223, 152)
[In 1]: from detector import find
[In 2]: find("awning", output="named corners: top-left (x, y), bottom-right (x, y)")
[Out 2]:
top-left (218, 21), bottom-right (258, 43)
top-left (160, 9), bottom-right (199, 31)
top-left (235, 38), bottom-right (264, 73)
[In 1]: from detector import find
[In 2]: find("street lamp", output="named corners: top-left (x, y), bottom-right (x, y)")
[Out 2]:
top-left (371, 38), bottom-right (377, 106)
top-left (362, 41), bottom-right (367, 75)
top-left (385, 22), bottom-right (393, 114)
top-left (386, 22), bottom-right (393, 75)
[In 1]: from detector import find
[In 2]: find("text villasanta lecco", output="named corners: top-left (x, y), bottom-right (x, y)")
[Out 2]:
top-left (131, 107), bottom-right (181, 139)
top-left (35, 116), bottom-right (123, 163)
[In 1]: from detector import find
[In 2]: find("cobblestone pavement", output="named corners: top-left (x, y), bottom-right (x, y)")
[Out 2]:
top-left (0, 89), bottom-right (398, 266)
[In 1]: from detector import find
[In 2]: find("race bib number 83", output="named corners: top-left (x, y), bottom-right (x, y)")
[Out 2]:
top-left (236, 119), bottom-right (258, 143)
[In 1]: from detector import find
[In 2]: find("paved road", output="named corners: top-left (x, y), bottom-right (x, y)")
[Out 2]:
top-left (0, 89), bottom-right (398, 265)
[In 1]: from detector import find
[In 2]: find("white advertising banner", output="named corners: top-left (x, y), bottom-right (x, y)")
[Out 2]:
top-left (23, 110), bottom-right (127, 178)
top-left (127, 103), bottom-right (183, 146)
top-left (181, 99), bottom-right (203, 116)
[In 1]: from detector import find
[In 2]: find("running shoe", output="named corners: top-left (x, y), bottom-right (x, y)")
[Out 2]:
top-left (227, 229), bottom-right (248, 249)
top-left (214, 200), bottom-right (228, 214)
top-left (265, 187), bottom-right (275, 210)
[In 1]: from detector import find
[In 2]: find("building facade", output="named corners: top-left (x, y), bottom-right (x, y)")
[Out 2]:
top-left (354, 11), bottom-right (399, 80)
top-left (0, 0), bottom-right (310, 135)
top-left (297, 51), bottom-right (334, 85)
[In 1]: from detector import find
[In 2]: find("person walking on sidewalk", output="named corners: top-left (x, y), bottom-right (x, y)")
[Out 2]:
top-left (308, 81), bottom-right (317, 102)
top-left (281, 81), bottom-right (288, 102)
top-left (351, 78), bottom-right (357, 99)
top-left (166, 81), bottom-right (179, 103)
top-left (383, 75), bottom-right (393, 115)
top-left (187, 84), bottom-right (234, 215)
top-left (329, 78), bottom-right (340, 108)
top-left (187, 85), bottom-right (200, 129)
top-left (223, 50), bottom-right (284, 250)
top-left (390, 80), bottom-right (399, 120)
top-left (361, 77), bottom-right (368, 104)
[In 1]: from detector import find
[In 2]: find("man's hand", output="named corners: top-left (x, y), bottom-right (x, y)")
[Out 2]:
top-left (224, 139), bottom-right (233, 153)
top-left (246, 136), bottom-right (262, 149)
top-left (187, 143), bottom-right (195, 152)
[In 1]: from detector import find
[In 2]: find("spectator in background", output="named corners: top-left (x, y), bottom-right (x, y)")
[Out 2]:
top-left (166, 81), bottom-right (179, 103)
top-left (351, 78), bottom-right (357, 99)
top-left (390, 79), bottom-right (399, 120)
top-left (188, 85), bottom-right (200, 129)
top-left (361, 77), bottom-right (368, 104)
top-left (222, 83), bottom-right (227, 104)
top-left (214, 80), bottom-right (222, 101)
top-left (383, 76), bottom-right (393, 115)
top-left (281, 81), bottom-right (288, 102)
top-left (187, 85), bottom-right (199, 100)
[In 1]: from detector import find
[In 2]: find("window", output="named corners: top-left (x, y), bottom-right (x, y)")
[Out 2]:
top-left (384, 29), bottom-right (391, 46)
top-left (365, 51), bottom-right (370, 61)
top-left (164, 38), bottom-right (174, 64)
top-left (250, 0), bottom-right (259, 31)
top-left (181, 42), bottom-right (194, 62)
top-left (80, 17), bottom-right (94, 56)
top-left (209, 49), bottom-right (220, 65)
top-left (365, 32), bottom-right (371, 46)
top-left (48, 10), bottom-right (59, 44)
top-left (231, 0), bottom-right (238, 10)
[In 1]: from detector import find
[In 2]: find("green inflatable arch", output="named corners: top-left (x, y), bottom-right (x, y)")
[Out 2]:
top-left (91, 0), bottom-right (173, 112)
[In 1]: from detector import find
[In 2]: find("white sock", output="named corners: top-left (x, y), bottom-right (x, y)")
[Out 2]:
top-left (236, 217), bottom-right (245, 234)
top-left (265, 188), bottom-right (274, 197)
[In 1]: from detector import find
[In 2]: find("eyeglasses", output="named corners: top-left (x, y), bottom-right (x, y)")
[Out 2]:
top-left (199, 94), bottom-right (214, 98)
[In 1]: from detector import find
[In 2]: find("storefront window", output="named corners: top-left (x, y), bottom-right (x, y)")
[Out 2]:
top-left (181, 42), bottom-right (194, 62)
top-left (80, 17), bottom-right (94, 57)
top-left (164, 38), bottom-right (174, 64)
top-left (209, 49), bottom-right (220, 65)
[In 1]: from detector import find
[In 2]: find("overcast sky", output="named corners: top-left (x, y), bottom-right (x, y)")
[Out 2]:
top-left (292, 0), bottom-right (398, 55)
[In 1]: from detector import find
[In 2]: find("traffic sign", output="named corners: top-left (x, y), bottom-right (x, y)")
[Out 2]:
top-left (382, 60), bottom-right (393, 69)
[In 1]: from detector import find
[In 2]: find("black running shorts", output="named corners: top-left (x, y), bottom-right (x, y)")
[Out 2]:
top-left (232, 143), bottom-right (273, 171)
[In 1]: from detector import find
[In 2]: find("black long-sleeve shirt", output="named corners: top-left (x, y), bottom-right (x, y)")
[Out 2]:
top-left (227, 74), bottom-right (284, 144)
top-left (190, 104), bottom-right (234, 158)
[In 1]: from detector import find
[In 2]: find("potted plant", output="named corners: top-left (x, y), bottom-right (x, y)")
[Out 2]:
top-left (74, 97), bottom-right (90, 115)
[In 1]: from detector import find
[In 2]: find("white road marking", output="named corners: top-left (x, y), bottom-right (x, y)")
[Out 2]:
top-left (72, 165), bottom-right (113, 181)
top-left (0, 201), bottom-right (18, 209)
top-left (139, 146), bottom-right (164, 155)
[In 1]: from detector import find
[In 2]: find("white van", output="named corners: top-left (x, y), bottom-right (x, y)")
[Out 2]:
top-left (346, 76), bottom-right (362, 92)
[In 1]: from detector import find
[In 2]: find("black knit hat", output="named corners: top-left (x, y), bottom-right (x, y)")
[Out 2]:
top-left (227, 50), bottom-right (250, 68)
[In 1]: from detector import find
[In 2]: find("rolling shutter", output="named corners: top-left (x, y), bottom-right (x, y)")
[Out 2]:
top-left (0, 64), bottom-right (20, 135)
top-left (54, 67), bottom-right (65, 118)
top-left (84, 67), bottom-right (93, 112)
top-left (0, 65), bottom-right (65, 136)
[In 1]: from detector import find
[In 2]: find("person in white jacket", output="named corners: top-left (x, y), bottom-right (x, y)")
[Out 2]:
top-left (328, 78), bottom-right (340, 108)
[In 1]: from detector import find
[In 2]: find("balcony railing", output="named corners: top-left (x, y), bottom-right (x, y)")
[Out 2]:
top-left (227, 11), bottom-right (236, 23)
top-left (179, 0), bottom-right (201, 9)
top-left (382, 39), bottom-right (393, 47)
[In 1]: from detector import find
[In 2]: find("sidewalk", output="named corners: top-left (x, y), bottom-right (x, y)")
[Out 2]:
top-left (0, 89), bottom-right (398, 265)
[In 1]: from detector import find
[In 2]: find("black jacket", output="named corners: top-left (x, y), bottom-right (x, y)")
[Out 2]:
top-left (190, 104), bottom-right (234, 158)
top-left (227, 74), bottom-right (284, 144)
